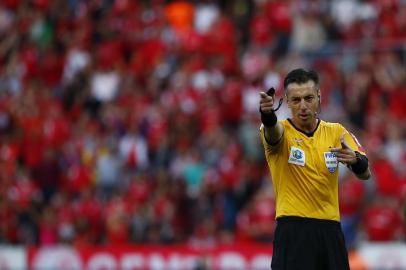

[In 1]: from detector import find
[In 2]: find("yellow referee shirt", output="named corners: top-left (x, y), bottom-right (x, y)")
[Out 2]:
top-left (260, 119), bottom-right (365, 221)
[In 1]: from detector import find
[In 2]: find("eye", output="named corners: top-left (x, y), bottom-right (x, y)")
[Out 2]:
top-left (305, 96), bottom-right (315, 102)
top-left (290, 97), bottom-right (301, 104)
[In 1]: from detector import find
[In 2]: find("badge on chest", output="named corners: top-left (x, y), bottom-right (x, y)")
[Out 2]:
top-left (324, 151), bottom-right (338, 173)
top-left (288, 146), bottom-right (305, 166)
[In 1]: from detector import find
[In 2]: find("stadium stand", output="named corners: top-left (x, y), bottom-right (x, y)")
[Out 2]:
top-left (0, 0), bottom-right (405, 249)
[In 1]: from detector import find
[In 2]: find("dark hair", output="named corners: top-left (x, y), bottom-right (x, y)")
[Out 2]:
top-left (283, 68), bottom-right (319, 91)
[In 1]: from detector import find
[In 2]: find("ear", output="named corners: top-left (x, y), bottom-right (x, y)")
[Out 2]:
top-left (285, 93), bottom-right (291, 108)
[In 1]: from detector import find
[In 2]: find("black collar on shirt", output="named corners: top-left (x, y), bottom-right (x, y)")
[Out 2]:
top-left (287, 118), bottom-right (321, 137)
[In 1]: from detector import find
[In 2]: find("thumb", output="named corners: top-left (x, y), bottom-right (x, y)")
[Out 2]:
top-left (340, 135), bottom-right (349, 149)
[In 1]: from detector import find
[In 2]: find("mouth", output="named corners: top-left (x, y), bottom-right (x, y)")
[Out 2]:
top-left (299, 113), bottom-right (309, 120)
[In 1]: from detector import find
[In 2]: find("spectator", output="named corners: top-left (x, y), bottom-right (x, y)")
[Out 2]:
top-left (0, 0), bottom-right (404, 247)
top-left (363, 196), bottom-right (404, 241)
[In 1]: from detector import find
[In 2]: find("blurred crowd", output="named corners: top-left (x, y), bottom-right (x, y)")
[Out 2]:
top-left (0, 0), bottom-right (405, 248)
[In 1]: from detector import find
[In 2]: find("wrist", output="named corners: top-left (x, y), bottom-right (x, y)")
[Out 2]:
top-left (350, 151), bottom-right (368, 174)
top-left (260, 108), bottom-right (277, 127)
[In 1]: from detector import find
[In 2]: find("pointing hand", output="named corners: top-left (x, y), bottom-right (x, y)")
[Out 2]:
top-left (331, 135), bottom-right (357, 165)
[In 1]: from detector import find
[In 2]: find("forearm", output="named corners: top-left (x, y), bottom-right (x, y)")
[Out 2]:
top-left (263, 122), bottom-right (284, 145)
top-left (354, 167), bottom-right (371, 180)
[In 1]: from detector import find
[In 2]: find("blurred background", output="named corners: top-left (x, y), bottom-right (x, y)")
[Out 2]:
top-left (0, 0), bottom-right (405, 269)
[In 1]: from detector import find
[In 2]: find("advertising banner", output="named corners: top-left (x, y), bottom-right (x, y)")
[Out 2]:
top-left (0, 246), bottom-right (26, 270)
top-left (358, 242), bottom-right (406, 270)
top-left (25, 242), bottom-right (406, 270)
top-left (28, 244), bottom-right (273, 270)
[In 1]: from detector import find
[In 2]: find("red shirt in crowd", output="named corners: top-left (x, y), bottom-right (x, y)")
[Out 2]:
top-left (364, 204), bottom-right (404, 241)
top-left (339, 176), bottom-right (366, 216)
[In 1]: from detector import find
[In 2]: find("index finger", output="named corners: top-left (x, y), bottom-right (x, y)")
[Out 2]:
top-left (260, 92), bottom-right (269, 98)
top-left (340, 135), bottom-right (350, 149)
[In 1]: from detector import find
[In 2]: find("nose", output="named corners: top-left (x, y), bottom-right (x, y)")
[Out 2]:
top-left (299, 99), bottom-right (308, 110)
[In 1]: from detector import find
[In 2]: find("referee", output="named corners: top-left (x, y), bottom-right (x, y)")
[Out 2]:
top-left (259, 68), bottom-right (371, 270)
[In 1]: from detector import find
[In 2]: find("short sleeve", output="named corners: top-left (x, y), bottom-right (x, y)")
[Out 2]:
top-left (259, 123), bottom-right (284, 154)
top-left (340, 127), bottom-right (366, 155)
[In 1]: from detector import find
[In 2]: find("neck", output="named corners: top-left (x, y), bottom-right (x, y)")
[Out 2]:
top-left (291, 118), bottom-right (319, 134)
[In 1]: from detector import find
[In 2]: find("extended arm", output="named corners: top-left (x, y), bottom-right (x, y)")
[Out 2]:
top-left (259, 91), bottom-right (284, 145)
